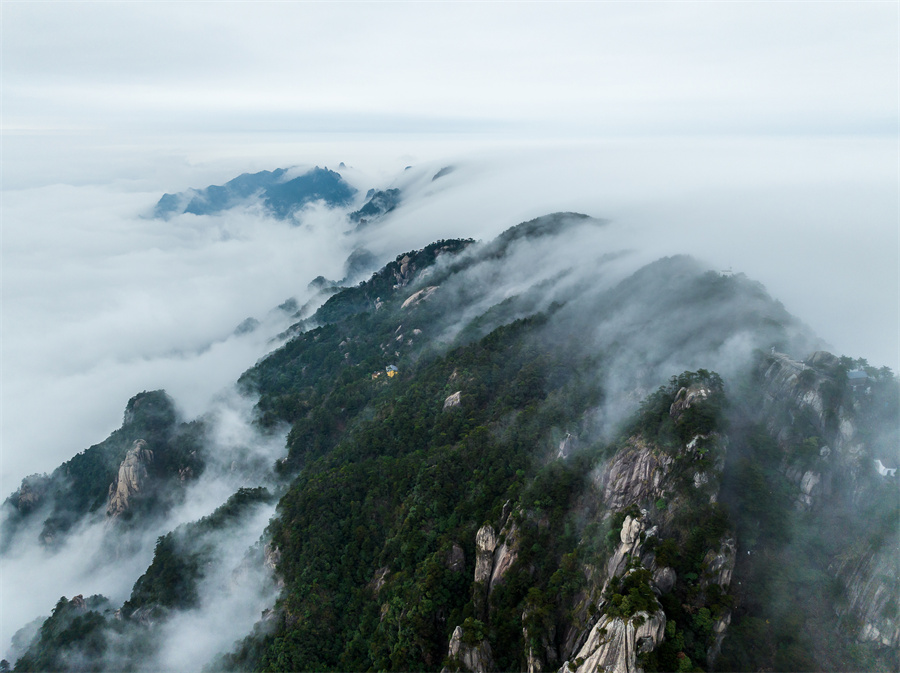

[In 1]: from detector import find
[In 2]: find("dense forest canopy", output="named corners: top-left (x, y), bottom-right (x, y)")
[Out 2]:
top-left (3, 215), bottom-right (897, 673)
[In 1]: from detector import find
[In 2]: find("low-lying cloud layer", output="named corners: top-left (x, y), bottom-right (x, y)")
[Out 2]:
top-left (3, 137), bottom-right (896, 491)
top-left (1, 136), bottom-right (896, 665)
top-left (0, 389), bottom-right (288, 663)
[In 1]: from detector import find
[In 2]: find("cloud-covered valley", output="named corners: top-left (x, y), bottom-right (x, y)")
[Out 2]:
top-left (4, 136), bottom-right (897, 489)
top-left (1, 136), bottom-right (897, 665)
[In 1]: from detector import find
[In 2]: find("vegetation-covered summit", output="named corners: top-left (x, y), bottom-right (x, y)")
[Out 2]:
top-left (5, 215), bottom-right (898, 673)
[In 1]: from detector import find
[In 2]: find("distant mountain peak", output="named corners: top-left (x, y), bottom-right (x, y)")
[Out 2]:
top-left (153, 166), bottom-right (356, 219)
top-left (349, 188), bottom-right (401, 229)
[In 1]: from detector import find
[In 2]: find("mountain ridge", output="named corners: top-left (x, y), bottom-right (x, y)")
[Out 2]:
top-left (153, 166), bottom-right (357, 219)
top-left (2, 213), bottom-right (897, 673)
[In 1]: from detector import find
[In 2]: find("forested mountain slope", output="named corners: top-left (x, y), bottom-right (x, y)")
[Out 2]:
top-left (3, 213), bottom-right (897, 672)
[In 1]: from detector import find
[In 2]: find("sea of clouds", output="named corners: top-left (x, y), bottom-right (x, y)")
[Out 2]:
top-left (4, 133), bottom-right (897, 489)
top-left (1, 133), bottom-right (896, 664)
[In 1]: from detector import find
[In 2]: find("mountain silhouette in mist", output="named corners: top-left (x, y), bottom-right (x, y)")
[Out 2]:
top-left (153, 166), bottom-right (357, 219)
top-left (3, 209), bottom-right (897, 673)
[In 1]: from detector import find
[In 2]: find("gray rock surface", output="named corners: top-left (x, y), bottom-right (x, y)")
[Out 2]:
top-left (490, 519), bottom-right (520, 593)
top-left (474, 525), bottom-right (497, 584)
top-left (706, 612), bottom-right (732, 668)
top-left (652, 566), bottom-right (676, 595)
top-left (443, 624), bottom-right (495, 672)
top-left (557, 433), bottom-right (575, 460)
top-left (264, 542), bottom-right (285, 589)
top-left (837, 534), bottom-right (900, 648)
top-left (701, 538), bottom-right (736, 589)
top-left (444, 391), bottom-right (462, 410)
top-left (669, 385), bottom-right (711, 420)
top-left (598, 438), bottom-right (672, 510)
top-left (10, 474), bottom-right (50, 515)
top-left (393, 255), bottom-right (414, 288)
top-left (762, 352), bottom-right (859, 454)
top-left (447, 543), bottom-right (466, 572)
top-left (402, 285), bottom-right (439, 309)
top-left (607, 515), bottom-right (646, 579)
top-left (797, 470), bottom-right (821, 509)
top-left (561, 610), bottom-right (666, 673)
top-left (106, 439), bottom-right (154, 518)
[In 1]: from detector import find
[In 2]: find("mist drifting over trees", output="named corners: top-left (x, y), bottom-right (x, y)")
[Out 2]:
top-left (2, 3), bottom-right (897, 672)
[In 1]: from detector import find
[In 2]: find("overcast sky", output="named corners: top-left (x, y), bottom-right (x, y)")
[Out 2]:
top-left (4, 2), bottom-right (897, 138)
top-left (2, 2), bottom-right (898, 487)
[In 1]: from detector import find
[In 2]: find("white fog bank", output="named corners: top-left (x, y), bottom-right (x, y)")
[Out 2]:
top-left (2, 136), bottom-right (896, 496)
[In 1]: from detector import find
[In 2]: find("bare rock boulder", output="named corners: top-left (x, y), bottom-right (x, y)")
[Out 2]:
top-left (444, 391), bottom-right (462, 410)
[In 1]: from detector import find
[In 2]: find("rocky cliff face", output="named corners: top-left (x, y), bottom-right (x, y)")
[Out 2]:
top-left (702, 350), bottom-right (900, 670)
top-left (402, 285), bottom-right (439, 309)
top-left (562, 611), bottom-right (666, 673)
top-left (444, 391), bottom-right (463, 411)
top-left (559, 375), bottom-right (734, 673)
top-left (393, 254), bottom-right (416, 288)
top-left (836, 534), bottom-right (900, 649)
top-left (443, 624), bottom-right (495, 673)
top-left (2, 390), bottom-right (201, 551)
top-left (700, 540), bottom-right (736, 666)
top-left (474, 526), bottom-right (496, 579)
top-left (562, 507), bottom-right (674, 673)
top-left (760, 351), bottom-right (859, 455)
top-left (106, 440), bottom-right (154, 518)
top-left (7, 474), bottom-right (50, 516)
top-left (606, 515), bottom-right (647, 580)
top-left (264, 542), bottom-right (285, 590)
top-left (473, 512), bottom-right (525, 595)
top-left (473, 524), bottom-right (497, 616)
top-left (598, 438), bottom-right (672, 511)
top-left (755, 351), bottom-right (898, 653)
top-left (700, 539), bottom-right (736, 589)
top-left (669, 385), bottom-right (711, 419)
top-left (490, 517), bottom-right (522, 594)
